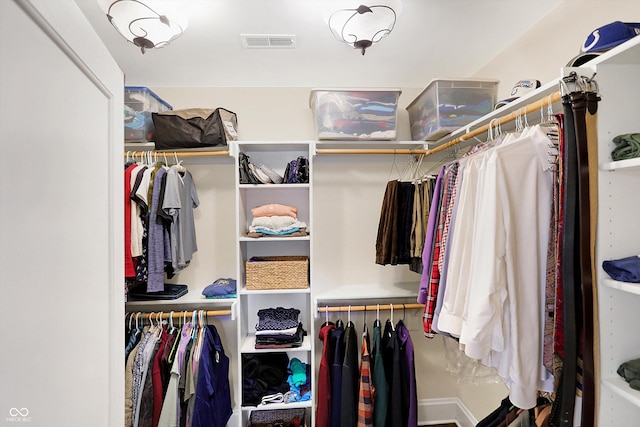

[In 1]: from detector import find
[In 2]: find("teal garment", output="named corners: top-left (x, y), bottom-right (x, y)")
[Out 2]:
top-left (611, 133), bottom-right (640, 161)
top-left (290, 357), bottom-right (307, 386)
top-left (370, 320), bottom-right (388, 427)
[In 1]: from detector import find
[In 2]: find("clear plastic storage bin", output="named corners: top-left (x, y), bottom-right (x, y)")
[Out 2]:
top-left (310, 88), bottom-right (401, 140)
top-left (124, 86), bottom-right (172, 142)
top-left (406, 79), bottom-right (498, 141)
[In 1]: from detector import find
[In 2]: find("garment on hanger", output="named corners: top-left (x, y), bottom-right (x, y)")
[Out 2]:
top-left (330, 320), bottom-right (346, 427)
top-left (316, 322), bottom-right (336, 427)
top-left (396, 319), bottom-right (417, 427)
top-left (357, 325), bottom-right (373, 427)
top-left (341, 321), bottom-right (359, 427)
top-left (125, 158), bottom-right (200, 294)
top-left (370, 319), bottom-right (388, 427)
top-left (382, 319), bottom-right (402, 427)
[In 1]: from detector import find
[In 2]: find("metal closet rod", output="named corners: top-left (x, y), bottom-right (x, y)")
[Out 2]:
top-left (317, 303), bottom-right (423, 313)
top-left (127, 309), bottom-right (232, 319)
top-left (124, 150), bottom-right (230, 158)
top-left (424, 90), bottom-right (562, 157)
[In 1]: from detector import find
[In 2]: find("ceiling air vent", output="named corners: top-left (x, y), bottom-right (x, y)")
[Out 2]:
top-left (241, 34), bottom-right (296, 49)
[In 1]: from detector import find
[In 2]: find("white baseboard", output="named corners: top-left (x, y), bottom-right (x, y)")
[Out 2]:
top-left (418, 398), bottom-right (478, 427)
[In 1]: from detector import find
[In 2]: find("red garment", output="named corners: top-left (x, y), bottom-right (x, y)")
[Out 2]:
top-left (315, 322), bottom-right (335, 427)
top-left (124, 164), bottom-right (137, 277)
top-left (151, 325), bottom-right (169, 427)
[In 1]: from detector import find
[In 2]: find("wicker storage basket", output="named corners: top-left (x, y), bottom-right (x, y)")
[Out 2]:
top-left (248, 407), bottom-right (306, 427)
top-left (245, 256), bottom-right (309, 290)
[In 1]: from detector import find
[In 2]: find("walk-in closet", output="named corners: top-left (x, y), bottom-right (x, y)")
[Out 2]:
top-left (3, 1), bottom-right (640, 427)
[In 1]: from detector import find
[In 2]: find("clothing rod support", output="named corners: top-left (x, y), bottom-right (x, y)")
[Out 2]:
top-left (126, 309), bottom-right (233, 320)
top-left (317, 303), bottom-right (423, 313)
top-left (124, 150), bottom-right (230, 158)
top-left (424, 90), bottom-right (562, 158)
top-left (315, 148), bottom-right (427, 156)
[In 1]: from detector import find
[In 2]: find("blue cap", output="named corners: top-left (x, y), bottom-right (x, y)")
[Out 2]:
top-left (581, 21), bottom-right (640, 53)
top-left (567, 21), bottom-right (640, 66)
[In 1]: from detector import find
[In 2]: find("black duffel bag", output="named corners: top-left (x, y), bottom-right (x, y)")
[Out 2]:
top-left (151, 107), bottom-right (238, 149)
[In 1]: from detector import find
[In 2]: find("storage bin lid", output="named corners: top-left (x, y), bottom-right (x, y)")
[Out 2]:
top-left (309, 88), bottom-right (401, 108)
top-left (125, 86), bottom-right (173, 109)
top-left (406, 78), bottom-right (498, 110)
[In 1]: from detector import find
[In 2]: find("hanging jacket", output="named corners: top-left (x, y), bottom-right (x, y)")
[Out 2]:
top-left (396, 320), bottom-right (417, 427)
top-left (341, 321), bottom-right (359, 427)
top-left (316, 322), bottom-right (336, 427)
top-left (330, 321), bottom-right (345, 427)
top-left (382, 320), bottom-right (402, 427)
top-left (371, 320), bottom-right (388, 427)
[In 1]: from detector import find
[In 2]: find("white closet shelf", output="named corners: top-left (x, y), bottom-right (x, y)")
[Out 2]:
top-left (601, 278), bottom-right (640, 296)
top-left (239, 235), bottom-right (310, 242)
top-left (241, 400), bottom-right (312, 412)
top-left (314, 282), bottom-right (419, 302)
top-left (602, 376), bottom-right (640, 409)
top-left (239, 286), bottom-right (311, 295)
top-left (600, 157), bottom-right (640, 171)
top-left (239, 183), bottom-right (310, 189)
top-left (125, 290), bottom-right (237, 310)
top-left (241, 334), bottom-right (311, 354)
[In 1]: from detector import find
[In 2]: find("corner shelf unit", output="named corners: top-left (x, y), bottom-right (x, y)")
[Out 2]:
top-left (579, 37), bottom-right (640, 425)
top-left (231, 141), bottom-right (315, 427)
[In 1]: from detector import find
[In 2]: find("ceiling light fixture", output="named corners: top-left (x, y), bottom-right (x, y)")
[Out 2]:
top-left (325, 1), bottom-right (402, 55)
top-left (98, 0), bottom-right (188, 54)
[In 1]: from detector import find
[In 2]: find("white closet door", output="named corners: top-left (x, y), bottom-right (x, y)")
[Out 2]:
top-left (0, 1), bottom-right (124, 425)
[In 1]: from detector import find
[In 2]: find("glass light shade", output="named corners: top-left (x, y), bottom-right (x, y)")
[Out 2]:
top-left (323, 1), bottom-right (402, 55)
top-left (98, 0), bottom-right (188, 53)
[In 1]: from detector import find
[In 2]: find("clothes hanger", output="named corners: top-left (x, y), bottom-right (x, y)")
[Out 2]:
top-left (174, 152), bottom-right (186, 173)
top-left (386, 152), bottom-right (403, 182)
top-left (168, 311), bottom-right (175, 334)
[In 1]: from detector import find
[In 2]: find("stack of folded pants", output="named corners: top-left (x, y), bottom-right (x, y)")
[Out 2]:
top-left (255, 307), bottom-right (306, 349)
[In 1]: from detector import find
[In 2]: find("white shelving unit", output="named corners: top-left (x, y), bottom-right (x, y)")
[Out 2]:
top-left (591, 40), bottom-right (640, 422)
top-left (231, 141), bottom-right (315, 427)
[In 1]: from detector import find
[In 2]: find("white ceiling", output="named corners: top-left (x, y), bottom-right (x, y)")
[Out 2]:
top-left (74, 0), bottom-right (563, 88)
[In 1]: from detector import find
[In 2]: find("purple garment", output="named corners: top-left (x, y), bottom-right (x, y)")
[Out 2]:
top-left (147, 167), bottom-right (170, 292)
top-left (417, 166), bottom-right (445, 304)
top-left (396, 320), bottom-right (417, 427)
top-left (431, 166), bottom-right (463, 336)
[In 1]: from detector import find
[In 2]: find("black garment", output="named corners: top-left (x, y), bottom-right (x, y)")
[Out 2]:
top-left (382, 320), bottom-right (402, 427)
top-left (394, 181), bottom-right (415, 265)
top-left (242, 353), bottom-right (290, 406)
top-left (330, 320), bottom-right (345, 427)
top-left (475, 397), bottom-right (513, 427)
top-left (340, 321), bottom-right (359, 427)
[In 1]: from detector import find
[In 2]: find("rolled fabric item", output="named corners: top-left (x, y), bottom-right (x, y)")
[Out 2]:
top-left (602, 255), bottom-right (640, 282)
top-left (289, 358), bottom-right (307, 386)
top-left (249, 163), bottom-right (272, 184)
top-left (251, 203), bottom-right (297, 219)
top-left (611, 133), bottom-right (640, 161)
top-left (258, 164), bottom-right (283, 184)
top-left (618, 357), bottom-right (640, 386)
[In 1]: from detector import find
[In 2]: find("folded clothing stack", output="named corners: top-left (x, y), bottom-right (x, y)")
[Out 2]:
top-left (201, 277), bottom-right (237, 299)
top-left (255, 307), bottom-right (306, 349)
top-left (248, 203), bottom-right (307, 238)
